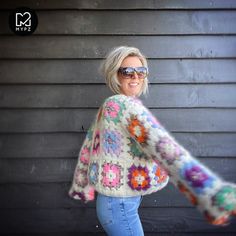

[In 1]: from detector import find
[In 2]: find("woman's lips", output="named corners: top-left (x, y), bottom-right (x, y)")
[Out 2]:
top-left (129, 82), bottom-right (139, 87)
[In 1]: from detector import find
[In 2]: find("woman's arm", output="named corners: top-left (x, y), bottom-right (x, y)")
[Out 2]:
top-left (112, 94), bottom-right (236, 225)
top-left (68, 123), bottom-right (95, 202)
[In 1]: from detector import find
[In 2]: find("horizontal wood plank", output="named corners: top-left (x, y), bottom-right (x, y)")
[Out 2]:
top-left (1, 0), bottom-right (236, 9)
top-left (0, 183), bottom-right (192, 208)
top-left (0, 108), bottom-right (235, 133)
top-left (0, 208), bottom-right (235, 234)
top-left (0, 234), bottom-right (233, 236)
top-left (0, 36), bottom-right (236, 59)
top-left (3, 182), bottom-right (235, 209)
top-left (0, 233), bottom-right (234, 236)
top-left (0, 157), bottom-right (235, 183)
top-left (0, 84), bottom-right (235, 108)
top-left (1, 11), bottom-right (236, 35)
top-left (0, 234), bottom-right (234, 236)
top-left (1, 133), bottom-right (236, 158)
top-left (1, 1), bottom-right (235, 236)
top-left (0, 59), bottom-right (236, 84)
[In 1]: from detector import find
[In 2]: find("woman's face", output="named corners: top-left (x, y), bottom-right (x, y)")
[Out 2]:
top-left (117, 56), bottom-right (145, 97)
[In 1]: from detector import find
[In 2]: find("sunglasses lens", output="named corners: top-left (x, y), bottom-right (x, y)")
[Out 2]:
top-left (122, 67), bottom-right (134, 77)
top-left (136, 67), bottom-right (147, 78)
top-left (119, 67), bottom-right (148, 79)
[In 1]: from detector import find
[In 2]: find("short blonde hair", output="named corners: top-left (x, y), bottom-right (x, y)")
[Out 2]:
top-left (100, 46), bottom-right (149, 96)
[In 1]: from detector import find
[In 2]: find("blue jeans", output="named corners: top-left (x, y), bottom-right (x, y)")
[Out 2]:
top-left (96, 193), bottom-right (144, 236)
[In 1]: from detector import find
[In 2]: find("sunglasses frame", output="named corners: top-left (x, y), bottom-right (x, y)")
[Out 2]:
top-left (118, 66), bottom-right (148, 79)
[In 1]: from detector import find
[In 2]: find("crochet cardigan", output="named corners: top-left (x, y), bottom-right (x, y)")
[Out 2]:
top-left (69, 94), bottom-right (236, 225)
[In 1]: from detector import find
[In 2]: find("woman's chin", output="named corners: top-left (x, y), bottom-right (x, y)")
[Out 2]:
top-left (126, 89), bottom-right (141, 97)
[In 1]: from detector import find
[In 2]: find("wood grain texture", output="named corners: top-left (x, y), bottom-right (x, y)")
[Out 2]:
top-left (1, 0), bottom-right (236, 9)
top-left (0, 233), bottom-right (233, 236)
top-left (0, 208), bottom-right (236, 234)
top-left (0, 36), bottom-right (236, 59)
top-left (0, 183), bottom-right (192, 208)
top-left (0, 108), bottom-right (235, 133)
top-left (1, 59), bottom-right (236, 84)
top-left (1, 133), bottom-right (236, 158)
top-left (0, 157), bottom-right (235, 183)
top-left (0, 1), bottom-right (236, 235)
top-left (1, 10), bottom-right (236, 35)
top-left (0, 84), bottom-right (235, 108)
top-left (3, 182), bottom-right (236, 209)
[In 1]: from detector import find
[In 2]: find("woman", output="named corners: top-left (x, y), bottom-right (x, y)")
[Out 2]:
top-left (69, 46), bottom-right (236, 235)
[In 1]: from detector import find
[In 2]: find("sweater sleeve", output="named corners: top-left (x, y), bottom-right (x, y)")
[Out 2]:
top-left (117, 95), bottom-right (236, 226)
top-left (68, 123), bottom-right (95, 202)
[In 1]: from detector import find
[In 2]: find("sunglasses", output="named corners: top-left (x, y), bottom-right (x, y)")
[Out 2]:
top-left (118, 67), bottom-right (148, 79)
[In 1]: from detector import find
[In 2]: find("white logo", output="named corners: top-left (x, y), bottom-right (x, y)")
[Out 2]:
top-left (9, 7), bottom-right (38, 35)
top-left (16, 12), bottom-right (31, 27)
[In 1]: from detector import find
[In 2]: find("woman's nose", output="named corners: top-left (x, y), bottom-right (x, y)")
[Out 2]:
top-left (132, 72), bottom-right (139, 79)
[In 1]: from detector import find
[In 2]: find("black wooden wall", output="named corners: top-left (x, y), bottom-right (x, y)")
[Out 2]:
top-left (0, 0), bottom-right (236, 235)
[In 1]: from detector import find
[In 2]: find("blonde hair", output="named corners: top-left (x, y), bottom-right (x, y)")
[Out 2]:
top-left (100, 46), bottom-right (149, 96)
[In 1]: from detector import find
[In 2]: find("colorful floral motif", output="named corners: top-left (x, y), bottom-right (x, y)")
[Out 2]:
top-left (80, 146), bottom-right (90, 164)
top-left (103, 130), bottom-right (122, 157)
top-left (92, 130), bottom-right (100, 155)
top-left (127, 115), bottom-right (148, 146)
top-left (212, 185), bottom-right (236, 212)
top-left (152, 162), bottom-right (168, 185)
top-left (75, 168), bottom-right (88, 187)
top-left (70, 186), bottom-right (94, 202)
top-left (129, 96), bottom-right (143, 105)
top-left (69, 95), bottom-right (236, 226)
top-left (204, 210), bottom-right (230, 226)
top-left (70, 191), bottom-right (86, 202)
top-left (128, 165), bottom-right (150, 191)
top-left (127, 137), bottom-right (143, 158)
top-left (156, 137), bottom-right (182, 164)
top-left (141, 110), bottom-right (161, 128)
top-left (101, 163), bottom-right (122, 189)
top-left (178, 182), bottom-right (198, 205)
top-left (104, 99), bottom-right (125, 124)
top-left (181, 161), bottom-right (215, 194)
top-left (89, 163), bottom-right (99, 185)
